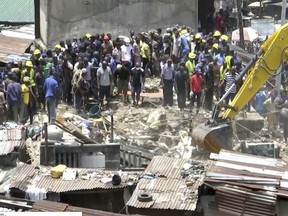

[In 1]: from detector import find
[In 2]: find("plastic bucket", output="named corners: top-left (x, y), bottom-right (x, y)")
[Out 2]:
top-left (88, 104), bottom-right (101, 118)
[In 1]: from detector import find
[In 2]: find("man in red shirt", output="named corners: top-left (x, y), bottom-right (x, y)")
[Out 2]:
top-left (190, 69), bottom-right (203, 113)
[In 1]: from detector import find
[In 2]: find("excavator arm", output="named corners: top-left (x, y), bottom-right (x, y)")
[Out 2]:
top-left (192, 23), bottom-right (288, 153)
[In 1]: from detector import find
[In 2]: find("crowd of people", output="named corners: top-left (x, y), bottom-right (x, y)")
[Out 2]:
top-left (0, 16), bottom-right (287, 143)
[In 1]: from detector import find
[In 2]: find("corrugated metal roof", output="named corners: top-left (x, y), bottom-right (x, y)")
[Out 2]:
top-left (10, 164), bottom-right (140, 193)
top-left (126, 156), bottom-right (209, 211)
top-left (31, 200), bottom-right (143, 216)
top-left (0, 166), bottom-right (17, 193)
top-left (205, 150), bottom-right (288, 215)
top-left (0, 35), bottom-right (32, 63)
top-left (0, 0), bottom-right (34, 23)
top-left (144, 156), bottom-right (189, 179)
top-left (0, 128), bottom-right (25, 155)
top-left (209, 185), bottom-right (276, 216)
top-left (126, 178), bottom-right (200, 211)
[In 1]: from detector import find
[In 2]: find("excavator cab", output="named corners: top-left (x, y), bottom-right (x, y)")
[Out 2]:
top-left (192, 22), bottom-right (288, 152)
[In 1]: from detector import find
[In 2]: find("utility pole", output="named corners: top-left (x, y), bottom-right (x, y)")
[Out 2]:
top-left (237, 0), bottom-right (244, 48)
top-left (276, 0), bottom-right (286, 95)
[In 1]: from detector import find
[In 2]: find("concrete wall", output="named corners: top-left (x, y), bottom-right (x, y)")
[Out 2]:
top-left (39, 0), bottom-right (198, 47)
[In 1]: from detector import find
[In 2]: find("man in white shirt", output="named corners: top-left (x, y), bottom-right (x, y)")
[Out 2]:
top-left (97, 61), bottom-right (112, 107)
top-left (120, 38), bottom-right (133, 69)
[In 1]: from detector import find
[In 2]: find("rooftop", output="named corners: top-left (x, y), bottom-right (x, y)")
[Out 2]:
top-left (0, 128), bottom-right (25, 155)
top-left (31, 200), bottom-right (143, 216)
top-left (126, 156), bottom-right (210, 212)
top-left (0, 0), bottom-right (34, 23)
top-left (9, 163), bottom-right (141, 193)
top-left (205, 150), bottom-right (288, 216)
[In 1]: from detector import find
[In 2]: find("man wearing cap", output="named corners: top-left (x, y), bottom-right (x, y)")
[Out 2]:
top-left (44, 72), bottom-right (59, 124)
top-left (21, 77), bottom-right (33, 124)
top-left (121, 38), bottom-right (133, 69)
top-left (7, 74), bottom-right (22, 123)
top-left (102, 35), bottom-right (113, 56)
top-left (161, 58), bottom-right (175, 107)
top-left (21, 61), bottom-right (35, 88)
top-left (33, 49), bottom-right (41, 60)
top-left (97, 61), bottom-right (112, 108)
top-left (185, 52), bottom-right (196, 100)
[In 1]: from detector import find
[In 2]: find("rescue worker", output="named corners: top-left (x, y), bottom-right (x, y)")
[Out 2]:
top-left (185, 52), bottom-right (196, 100)
top-left (219, 61), bottom-right (229, 98)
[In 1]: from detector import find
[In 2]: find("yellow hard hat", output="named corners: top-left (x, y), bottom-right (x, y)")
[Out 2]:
top-left (188, 52), bottom-right (196, 59)
top-left (86, 33), bottom-right (92, 38)
top-left (195, 33), bottom-right (202, 40)
top-left (212, 43), bottom-right (219, 49)
top-left (25, 61), bottom-right (33, 67)
top-left (54, 44), bottom-right (61, 49)
top-left (34, 49), bottom-right (41, 55)
top-left (213, 31), bottom-right (221, 37)
top-left (221, 35), bottom-right (229, 41)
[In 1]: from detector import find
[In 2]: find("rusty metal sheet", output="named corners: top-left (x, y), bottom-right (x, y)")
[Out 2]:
top-left (209, 185), bottom-right (276, 216)
top-left (126, 178), bottom-right (202, 211)
top-left (10, 164), bottom-right (139, 193)
top-left (0, 35), bottom-right (32, 63)
top-left (0, 128), bottom-right (24, 155)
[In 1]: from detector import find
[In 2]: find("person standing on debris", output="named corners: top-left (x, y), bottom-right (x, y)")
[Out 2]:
top-left (222, 66), bottom-right (239, 105)
top-left (35, 66), bottom-right (46, 112)
top-left (7, 74), bottom-right (22, 123)
top-left (254, 87), bottom-right (267, 117)
top-left (161, 58), bottom-right (175, 107)
top-left (114, 64), bottom-right (130, 102)
top-left (185, 52), bottom-right (196, 100)
top-left (280, 101), bottom-right (288, 143)
top-left (61, 56), bottom-right (73, 104)
top-left (0, 85), bottom-right (6, 124)
top-left (44, 72), bottom-right (59, 124)
top-left (174, 65), bottom-right (188, 111)
top-left (264, 91), bottom-right (278, 130)
top-left (190, 69), bottom-right (203, 114)
top-left (130, 62), bottom-right (145, 106)
top-left (132, 36), bottom-right (142, 67)
top-left (21, 77), bottom-right (33, 125)
top-left (204, 63), bottom-right (215, 111)
top-left (97, 61), bottom-right (112, 108)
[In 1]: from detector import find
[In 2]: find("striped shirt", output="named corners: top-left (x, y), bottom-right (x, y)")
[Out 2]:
top-left (224, 72), bottom-right (239, 94)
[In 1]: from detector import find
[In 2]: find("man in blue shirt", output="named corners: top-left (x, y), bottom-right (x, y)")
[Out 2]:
top-left (44, 72), bottom-right (59, 124)
top-left (7, 75), bottom-right (22, 123)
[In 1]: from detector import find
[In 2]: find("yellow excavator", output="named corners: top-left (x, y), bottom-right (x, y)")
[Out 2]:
top-left (192, 23), bottom-right (288, 153)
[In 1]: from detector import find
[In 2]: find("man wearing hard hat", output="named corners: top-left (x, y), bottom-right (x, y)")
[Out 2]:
top-left (186, 52), bottom-right (196, 100)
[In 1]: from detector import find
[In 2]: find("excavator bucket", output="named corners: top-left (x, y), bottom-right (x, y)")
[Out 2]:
top-left (192, 122), bottom-right (233, 153)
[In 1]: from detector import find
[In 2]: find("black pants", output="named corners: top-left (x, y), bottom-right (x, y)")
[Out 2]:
top-left (191, 92), bottom-right (201, 110)
top-left (132, 86), bottom-right (141, 104)
top-left (205, 88), bottom-right (214, 111)
top-left (163, 79), bottom-right (173, 106)
top-left (177, 89), bottom-right (186, 109)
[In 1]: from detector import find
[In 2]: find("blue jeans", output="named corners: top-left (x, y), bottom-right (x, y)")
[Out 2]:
top-left (46, 97), bottom-right (56, 124)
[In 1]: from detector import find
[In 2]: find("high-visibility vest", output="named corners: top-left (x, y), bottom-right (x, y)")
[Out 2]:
top-left (21, 69), bottom-right (35, 86)
top-left (219, 66), bottom-right (228, 81)
top-left (185, 60), bottom-right (195, 77)
top-left (225, 55), bottom-right (233, 68)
